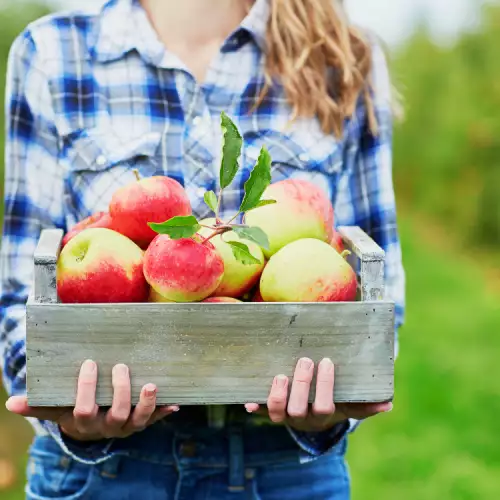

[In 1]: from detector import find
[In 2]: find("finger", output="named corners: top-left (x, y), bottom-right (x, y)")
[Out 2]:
top-left (73, 360), bottom-right (99, 434)
top-left (312, 358), bottom-right (335, 416)
top-left (287, 358), bottom-right (314, 418)
top-left (5, 396), bottom-right (67, 421)
top-left (339, 402), bottom-right (393, 420)
top-left (122, 384), bottom-right (157, 433)
top-left (145, 405), bottom-right (180, 427)
top-left (245, 403), bottom-right (260, 413)
top-left (267, 375), bottom-right (289, 423)
top-left (103, 364), bottom-right (131, 436)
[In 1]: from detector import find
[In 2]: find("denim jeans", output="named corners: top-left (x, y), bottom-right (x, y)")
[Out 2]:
top-left (26, 417), bottom-right (350, 500)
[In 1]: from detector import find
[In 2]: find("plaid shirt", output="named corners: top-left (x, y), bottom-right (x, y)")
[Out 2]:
top-left (1, 0), bottom-right (405, 463)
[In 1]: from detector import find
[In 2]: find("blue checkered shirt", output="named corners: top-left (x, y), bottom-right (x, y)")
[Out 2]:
top-left (1, 0), bottom-right (405, 463)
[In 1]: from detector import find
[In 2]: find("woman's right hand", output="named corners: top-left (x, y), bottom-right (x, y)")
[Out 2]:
top-left (6, 360), bottom-right (179, 441)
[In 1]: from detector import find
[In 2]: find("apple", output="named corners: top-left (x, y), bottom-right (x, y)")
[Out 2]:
top-left (252, 288), bottom-right (264, 302)
top-left (245, 179), bottom-right (334, 258)
top-left (62, 212), bottom-right (115, 248)
top-left (109, 176), bottom-right (192, 249)
top-left (202, 297), bottom-right (242, 303)
top-left (260, 238), bottom-right (357, 302)
top-left (148, 287), bottom-right (175, 303)
top-left (57, 228), bottom-right (149, 303)
top-left (330, 230), bottom-right (345, 253)
top-left (198, 218), bottom-right (265, 298)
top-left (144, 235), bottom-right (224, 302)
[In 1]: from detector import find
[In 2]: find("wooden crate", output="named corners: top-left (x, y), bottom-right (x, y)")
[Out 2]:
top-left (26, 227), bottom-right (395, 407)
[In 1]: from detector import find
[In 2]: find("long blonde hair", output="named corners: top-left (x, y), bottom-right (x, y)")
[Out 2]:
top-left (260, 0), bottom-right (377, 137)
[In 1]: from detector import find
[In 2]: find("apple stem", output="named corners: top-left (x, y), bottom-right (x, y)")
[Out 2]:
top-left (340, 249), bottom-right (352, 260)
top-left (225, 211), bottom-right (241, 226)
top-left (133, 169), bottom-right (141, 182)
top-left (215, 189), bottom-right (223, 221)
top-left (201, 227), bottom-right (232, 245)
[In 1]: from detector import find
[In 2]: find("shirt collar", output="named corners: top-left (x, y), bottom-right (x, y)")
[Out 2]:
top-left (90, 0), bottom-right (165, 65)
top-left (91, 0), bottom-right (270, 65)
top-left (240, 0), bottom-right (269, 51)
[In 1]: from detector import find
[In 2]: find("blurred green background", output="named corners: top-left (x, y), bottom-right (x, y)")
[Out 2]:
top-left (0, 1), bottom-right (499, 499)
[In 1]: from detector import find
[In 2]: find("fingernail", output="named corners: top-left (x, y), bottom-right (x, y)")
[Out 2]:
top-left (113, 364), bottom-right (128, 377)
top-left (275, 375), bottom-right (288, 388)
top-left (384, 403), bottom-right (393, 412)
top-left (246, 408), bottom-right (253, 413)
top-left (299, 358), bottom-right (313, 370)
top-left (5, 398), bottom-right (14, 412)
top-left (144, 384), bottom-right (156, 398)
top-left (82, 359), bottom-right (96, 374)
top-left (171, 406), bottom-right (180, 412)
top-left (321, 358), bottom-right (334, 373)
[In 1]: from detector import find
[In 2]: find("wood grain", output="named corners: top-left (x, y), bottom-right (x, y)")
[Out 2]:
top-left (26, 301), bottom-right (395, 406)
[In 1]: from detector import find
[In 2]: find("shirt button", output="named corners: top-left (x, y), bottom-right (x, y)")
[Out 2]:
top-left (96, 155), bottom-right (107, 167)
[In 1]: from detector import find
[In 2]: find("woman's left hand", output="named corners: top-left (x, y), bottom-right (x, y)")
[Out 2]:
top-left (245, 357), bottom-right (392, 432)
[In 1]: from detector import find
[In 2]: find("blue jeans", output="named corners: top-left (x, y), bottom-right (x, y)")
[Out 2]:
top-left (26, 418), bottom-right (350, 499)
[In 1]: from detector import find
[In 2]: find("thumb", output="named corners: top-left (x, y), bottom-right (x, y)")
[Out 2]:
top-left (6, 396), bottom-right (66, 421)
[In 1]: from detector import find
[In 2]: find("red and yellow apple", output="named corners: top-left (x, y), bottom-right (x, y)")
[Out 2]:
top-left (148, 287), bottom-right (175, 303)
top-left (62, 212), bottom-right (115, 248)
top-left (260, 238), bottom-right (357, 302)
top-left (57, 228), bottom-right (149, 303)
top-left (198, 218), bottom-right (265, 298)
top-left (202, 297), bottom-right (242, 303)
top-left (244, 179), bottom-right (334, 258)
top-left (109, 176), bottom-right (192, 249)
top-left (252, 288), bottom-right (264, 302)
top-left (144, 235), bottom-right (224, 302)
top-left (330, 230), bottom-right (345, 253)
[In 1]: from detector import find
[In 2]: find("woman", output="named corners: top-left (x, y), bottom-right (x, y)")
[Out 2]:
top-left (2, 0), bottom-right (405, 498)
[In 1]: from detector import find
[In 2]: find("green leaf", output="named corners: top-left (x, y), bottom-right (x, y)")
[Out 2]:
top-left (204, 191), bottom-right (218, 213)
top-left (244, 199), bottom-right (277, 212)
top-left (239, 147), bottom-right (272, 213)
top-left (219, 112), bottom-right (243, 189)
top-left (232, 226), bottom-right (270, 251)
top-left (149, 215), bottom-right (201, 239)
top-left (226, 241), bottom-right (262, 266)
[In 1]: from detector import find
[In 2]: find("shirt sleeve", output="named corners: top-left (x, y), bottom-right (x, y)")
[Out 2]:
top-left (1, 30), bottom-right (115, 465)
top-left (335, 40), bottom-right (406, 336)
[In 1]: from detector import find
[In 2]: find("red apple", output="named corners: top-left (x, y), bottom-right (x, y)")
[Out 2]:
top-left (330, 230), bottom-right (345, 253)
top-left (144, 235), bottom-right (224, 302)
top-left (109, 176), bottom-right (192, 249)
top-left (252, 288), bottom-right (264, 302)
top-left (62, 212), bottom-right (115, 248)
top-left (57, 228), bottom-right (149, 303)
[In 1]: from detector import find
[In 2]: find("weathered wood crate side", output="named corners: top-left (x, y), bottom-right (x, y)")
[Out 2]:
top-left (26, 227), bottom-right (395, 407)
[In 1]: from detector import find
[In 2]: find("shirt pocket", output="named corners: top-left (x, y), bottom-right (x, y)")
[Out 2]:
top-left (241, 130), bottom-right (343, 205)
top-left (61, 127), bottom-right (163, 224)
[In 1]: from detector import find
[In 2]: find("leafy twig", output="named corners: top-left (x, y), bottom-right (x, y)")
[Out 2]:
top-left (149, 112), bottom-right (274, 265)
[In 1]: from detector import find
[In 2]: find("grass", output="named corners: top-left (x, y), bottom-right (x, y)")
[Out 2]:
top-left (1, 212), bottom-right (499, 499)
top-left (348, 213), bottom-right (500, 500)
